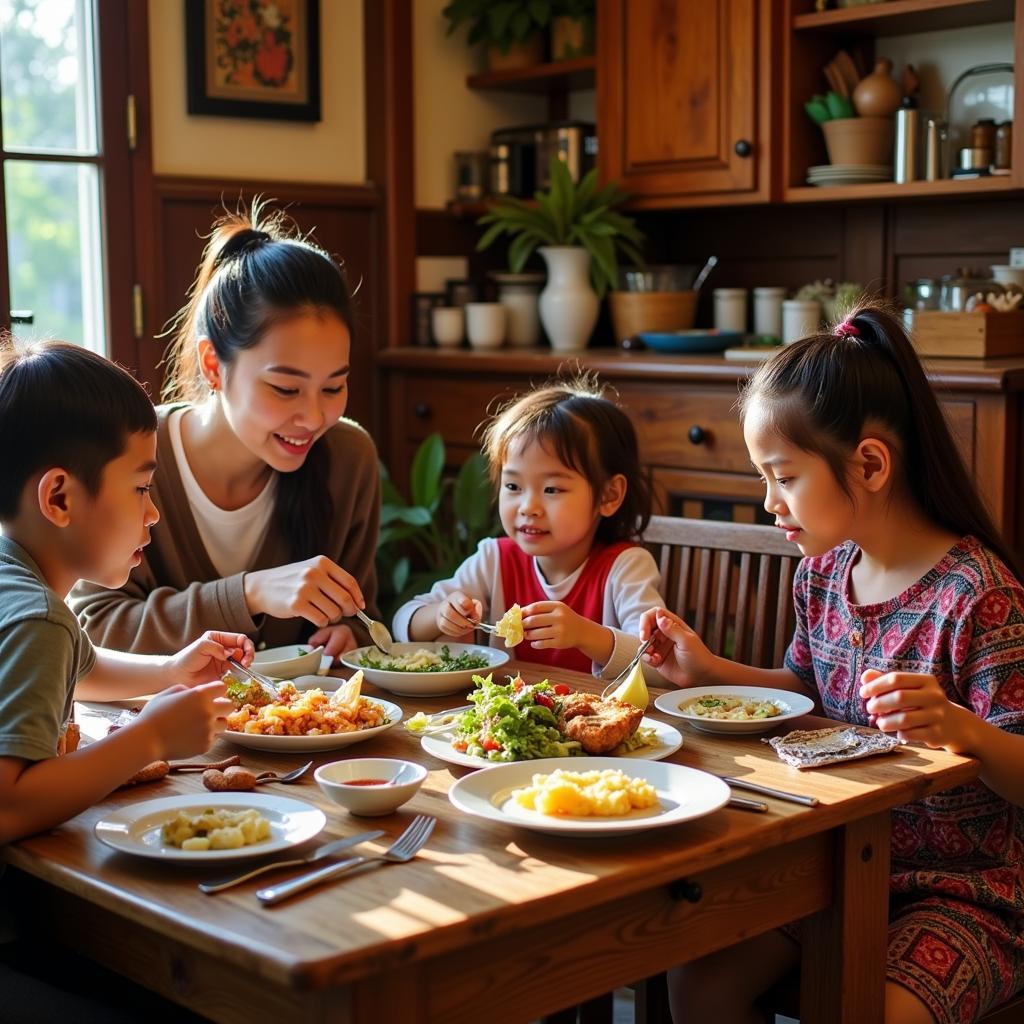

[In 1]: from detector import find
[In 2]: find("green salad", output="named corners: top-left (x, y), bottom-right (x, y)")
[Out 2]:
top-left (357, 644), bottom-right (491, 673)
top-left (451, 674), bottom-right (580, 762)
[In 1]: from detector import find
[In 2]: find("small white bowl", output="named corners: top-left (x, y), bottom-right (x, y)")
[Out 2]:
top-left (315, 758), bottom-right (427, 817)
top-left (251, 644), bottom-right (326, 679)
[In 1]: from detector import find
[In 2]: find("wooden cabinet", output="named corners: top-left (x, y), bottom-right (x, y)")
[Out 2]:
top-left (379, 348), bottom-right (1024, 563)
top-left (597, 0), bottom-right (776, 206)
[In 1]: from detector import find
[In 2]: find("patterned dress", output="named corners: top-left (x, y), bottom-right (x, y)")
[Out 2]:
top-left (785, 537), bottom-right (1024, 1024)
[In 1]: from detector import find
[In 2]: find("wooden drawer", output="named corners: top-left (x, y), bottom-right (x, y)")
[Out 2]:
top-left (401, 376), bottom-right (525, 447)
top-left (616, 384), bottom-right (751, 473)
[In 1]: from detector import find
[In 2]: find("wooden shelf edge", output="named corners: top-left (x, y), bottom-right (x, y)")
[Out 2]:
top-left (784, 175), bottom-right (1022, 203)
top-left (792, 0), bottom-right (1014, 34)
top-left (466, 56), bottom-right (597, 93)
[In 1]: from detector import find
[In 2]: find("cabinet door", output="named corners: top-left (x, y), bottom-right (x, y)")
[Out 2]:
top-left (598, 0), bottom-right (763, 201)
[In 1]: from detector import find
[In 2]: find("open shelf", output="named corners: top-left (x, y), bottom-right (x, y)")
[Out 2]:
top-left (793, 0), bottom-right (1015, 37)
top-left (466, 56), bottom-right (596, 94)
top-left (784, 174), bottom-right (1020, 203)
top-left (444, 197), bottom-right (537, 218)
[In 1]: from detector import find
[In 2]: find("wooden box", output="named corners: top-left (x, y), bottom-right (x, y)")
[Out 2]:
top-left (911, 311), bottom-right (1024, 358)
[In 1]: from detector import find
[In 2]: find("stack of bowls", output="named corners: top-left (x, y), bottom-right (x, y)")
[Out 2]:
top-left (608, 265), bottom-right (698, 347)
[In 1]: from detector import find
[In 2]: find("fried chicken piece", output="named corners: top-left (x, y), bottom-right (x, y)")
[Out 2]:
top-left (559, 696), bottom-right (644, 755)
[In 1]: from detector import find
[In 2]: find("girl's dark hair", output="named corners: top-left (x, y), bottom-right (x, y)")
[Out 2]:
top-left (480, 374), bottom-right (651, 543)
top-left (162, 202), bottom-right (353, 560)
top-left (0, 339), bottom-right (156, 521)
top-left (739, 303), bottom-right (1021, 578)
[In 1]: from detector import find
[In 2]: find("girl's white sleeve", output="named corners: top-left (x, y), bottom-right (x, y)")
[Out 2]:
top-left (392, 538), bottom-right (502, 641)
top-left (595, 546), bottom-right (667, 684)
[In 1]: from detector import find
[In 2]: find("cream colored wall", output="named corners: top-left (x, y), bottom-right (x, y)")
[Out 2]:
top-left (148, 0), bottom-right (365, 183)
top-left (413, 0), bottom-right (548, 209)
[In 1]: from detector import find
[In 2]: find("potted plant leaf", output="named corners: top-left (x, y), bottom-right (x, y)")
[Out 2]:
top-left (551, 0), bottom-right (594, 60)
top-left (442, 0), bottom-right (552, 72)
top-left (476, 156), bottom-right (643, 351)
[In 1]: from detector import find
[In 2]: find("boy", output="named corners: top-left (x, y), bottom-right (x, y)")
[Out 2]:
top-left (0, 340), bottom-right (250, 844)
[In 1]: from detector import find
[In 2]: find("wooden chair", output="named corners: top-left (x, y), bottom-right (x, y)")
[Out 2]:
top-left (642, 515), bottom-right (799, 665)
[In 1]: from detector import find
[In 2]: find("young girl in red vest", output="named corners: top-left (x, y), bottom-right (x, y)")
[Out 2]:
top-left (395, 377), bottom-right (663, 681)
top-left (642, 306), bottom-right (1024, 1024)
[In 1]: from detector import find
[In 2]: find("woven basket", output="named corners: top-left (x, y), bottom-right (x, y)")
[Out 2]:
top-left (608, 291), bottom-right (698, 345)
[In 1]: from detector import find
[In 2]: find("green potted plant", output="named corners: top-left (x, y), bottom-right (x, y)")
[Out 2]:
top-left (476, 156), bottom-right (643, 351)
top-left (551, 0), bottom-right (594, 60)
top-left (376, 433), bottom-right (499, 623)
top-left (442, 0), bottom-right (551, 72)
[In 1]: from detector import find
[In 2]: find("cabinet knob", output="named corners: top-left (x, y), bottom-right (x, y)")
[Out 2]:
top-left (413, 402), bottom-right (431, 419)
top-left (688, 425), bottom-right (706, 445)
top-left (670, 879), bottom-right (703, 904)
top-left (734, 139), bottom-right (753, 158)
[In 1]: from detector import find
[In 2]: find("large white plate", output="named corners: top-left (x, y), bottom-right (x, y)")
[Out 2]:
top-left (449, 756), bottom-right (729, 837)
top-left (421, 714), bottom-right (683, 768)
top-left (341, 642), bottom-right (511, 697)
top-left (220, 695), bottom-right (403, 752)
top-left (95, 792), bottom-right (326, 862)
top-left (654, 685), bottom-right (815, 735)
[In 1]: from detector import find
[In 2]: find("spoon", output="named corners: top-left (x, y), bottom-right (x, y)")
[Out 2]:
top-left (254, 761), bottom-right (313, 785)
top-left (355, 609), bottom-right (394, 654)
top-left (691, 255), bottom-right (718, 293)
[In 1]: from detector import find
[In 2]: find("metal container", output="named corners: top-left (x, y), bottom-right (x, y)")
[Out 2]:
top-left (894, 100), bottom-right (920, 183)
top-left (534, 121), bottom-right (597, 188)
top-left (454, 151), bottom-right (487, 200)
top-left (924, 117), bottom-right (947, 180)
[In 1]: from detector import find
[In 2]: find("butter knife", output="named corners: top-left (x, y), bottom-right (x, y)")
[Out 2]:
top-left (722, 776), bottom-right (819, 807)
top-left (198, 830), bottom-right (384, 894)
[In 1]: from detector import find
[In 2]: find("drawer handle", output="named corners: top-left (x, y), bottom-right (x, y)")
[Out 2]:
top-left (734, 139), bottom-right (753, 158)
top-left (688, 425), bottom-right (706, 445)
top-left (413, 402), bottom-right (431, 419)
top-left (670, 879), bottom-right (703, 904)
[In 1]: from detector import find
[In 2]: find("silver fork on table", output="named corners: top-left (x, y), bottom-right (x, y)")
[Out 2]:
top-left (256, 815), bottom-right (436, 906)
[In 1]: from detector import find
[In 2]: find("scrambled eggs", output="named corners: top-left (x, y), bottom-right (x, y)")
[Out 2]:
top-left (511, 768), bottom-right (659, 817)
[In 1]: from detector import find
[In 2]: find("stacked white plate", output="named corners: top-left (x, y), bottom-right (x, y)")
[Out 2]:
top-left (806, 164), bottom-right (892, 186)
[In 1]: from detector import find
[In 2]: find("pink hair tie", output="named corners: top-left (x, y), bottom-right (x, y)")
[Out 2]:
top-left (834, 319), bottom-right (860, 338)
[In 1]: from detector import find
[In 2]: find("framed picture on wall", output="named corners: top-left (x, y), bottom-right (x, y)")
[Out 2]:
top-left (185, 0), bottom-right (321, 121)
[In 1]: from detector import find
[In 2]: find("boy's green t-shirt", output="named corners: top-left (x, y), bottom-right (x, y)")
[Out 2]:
top-left (0, 536), bottom-right (96, 762)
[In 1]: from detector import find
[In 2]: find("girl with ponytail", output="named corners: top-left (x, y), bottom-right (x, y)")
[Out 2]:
top-left (645, 305), bottom-right (1024, 1024)
top-left (71, 204), bottom-right (381, 662)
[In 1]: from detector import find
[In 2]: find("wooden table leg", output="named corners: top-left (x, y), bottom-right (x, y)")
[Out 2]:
top-left (800, 811), bottom-right (891, 1024)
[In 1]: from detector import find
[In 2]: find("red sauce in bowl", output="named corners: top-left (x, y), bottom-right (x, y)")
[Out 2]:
top-left (344, 778), bottom-right (391, 786)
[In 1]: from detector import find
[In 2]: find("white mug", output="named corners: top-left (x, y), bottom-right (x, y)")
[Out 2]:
top-left (431, 306), bottom-right (465, 348)
top-left (465, 302), bottom-right (506, 350)
top-left (782, 299), bottom-right (821, 345)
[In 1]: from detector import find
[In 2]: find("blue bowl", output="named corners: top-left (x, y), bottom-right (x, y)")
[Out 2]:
top-left (637, 329), bottom-right (743, 354)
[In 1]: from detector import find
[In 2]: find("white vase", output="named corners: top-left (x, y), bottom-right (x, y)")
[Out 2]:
top-left (538, 246), bottom-right (599, 352)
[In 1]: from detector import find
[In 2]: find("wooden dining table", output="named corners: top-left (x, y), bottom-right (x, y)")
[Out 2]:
top-left (2, 661), bottom-right (978, 1024)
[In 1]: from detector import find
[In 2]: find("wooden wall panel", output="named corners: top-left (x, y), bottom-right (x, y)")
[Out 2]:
top-left (148, 177), bottom-right (382, 440)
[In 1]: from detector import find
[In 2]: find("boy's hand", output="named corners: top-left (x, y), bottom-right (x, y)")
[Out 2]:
top-left (521, 601), bottom-right (590, 651)
top-left (437, 593), bottom-right (481, 637)
top-left (308, 624), bottom-right (358, 663)
top-left (137, 681), bottom-right (233, 761)
top-left (860, 669), bottom-right (974, 750)
top-left (639, 608), bottom-right (713, 687)
top-left (165, 631), bottom-right (254, 688)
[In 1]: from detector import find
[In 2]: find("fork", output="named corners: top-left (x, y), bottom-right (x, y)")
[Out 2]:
top-left (227, 657), bottom-right (281, 700)
top-left (256, 814), bottom-right (436, 906)
top-left (354, 609), bottom-right (394, 654)
top-left (601, 632), bottom-right (658, 698)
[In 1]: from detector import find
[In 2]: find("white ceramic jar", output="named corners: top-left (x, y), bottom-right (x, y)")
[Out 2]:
top-left (493, 273), bottom-right (543, 347)
top-left (781, 299), bottom-right (821, 345)
top-left (431, 306), bottom-right (465, 348)
top-left (465, 302), bottom-right (507, 349)
top-left (753, 287), bottom-right (786, 341)
top-left (713, 288), bottom-right (748, 333)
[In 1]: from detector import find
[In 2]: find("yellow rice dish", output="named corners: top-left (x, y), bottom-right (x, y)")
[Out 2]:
top-left (225, 673), bottom-right (388, 736)
top-left (161, 807), bottom-right (271, 851)
top-left (511, 768), bottom-right (659, 817)
top-left (684, 695), bottom-right (782, 721)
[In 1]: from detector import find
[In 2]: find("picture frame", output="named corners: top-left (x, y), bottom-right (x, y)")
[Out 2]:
top-left (185, 0), bottom-right (321, 122)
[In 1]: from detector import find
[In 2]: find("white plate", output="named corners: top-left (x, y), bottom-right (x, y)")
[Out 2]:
top-left (654, 685), bottom-right (815, 735)
top-left (251, 645), bottom-right (326, 679)
top-left (449, 756), bottom-right (729, 837)
top-left (94, 792), bottom-right (326, 862)
top-left (421, 714), bottom-right (683, 768)
top-left (341, 642), bottom-right (511, 697)
top-left (220, 695), bottom-right (403, 751)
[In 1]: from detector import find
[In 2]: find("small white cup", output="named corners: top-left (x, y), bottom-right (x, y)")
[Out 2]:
top-left (431, 306), bottom-right (465, 348)
top-left (782, 299), bottom-right (821, 345)
top-left (465, 302), bottom-right (506, 349)
top-left (713, 287), bottom-right (748, 334)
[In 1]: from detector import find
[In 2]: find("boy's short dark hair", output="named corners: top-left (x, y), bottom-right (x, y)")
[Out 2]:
top-left (0, 340), bottom-right (157, 521)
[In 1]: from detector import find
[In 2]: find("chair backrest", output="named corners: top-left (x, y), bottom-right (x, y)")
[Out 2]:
top-left (643, 515), bottom-right (800, 669)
